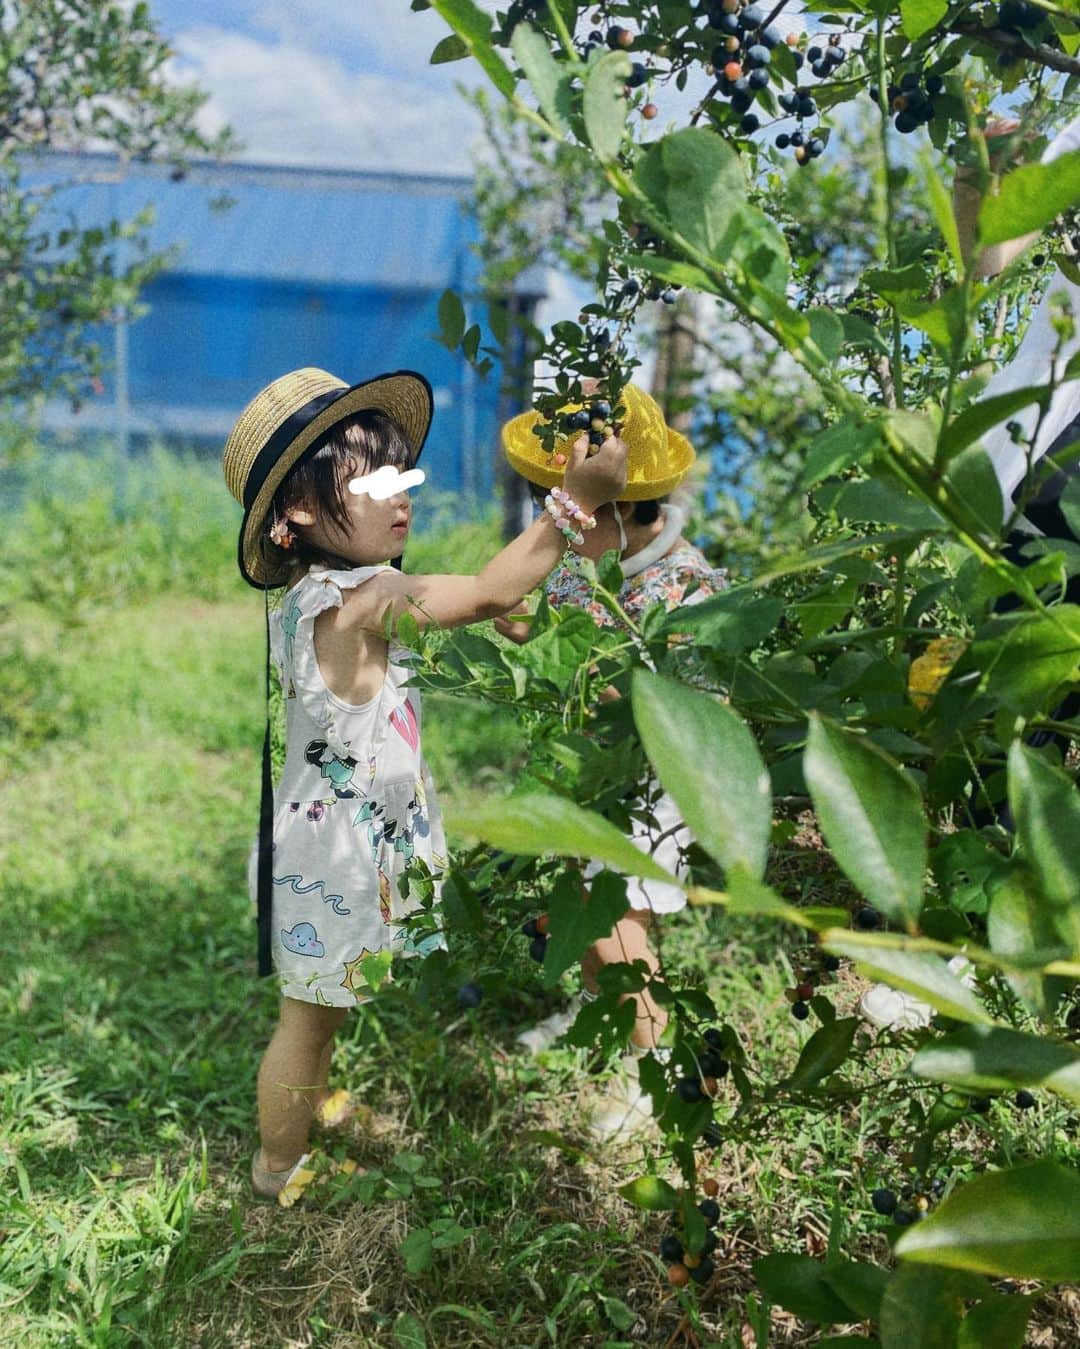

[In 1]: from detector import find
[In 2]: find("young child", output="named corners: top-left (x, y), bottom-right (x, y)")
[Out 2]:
top-left (222, 367), bottom-right (626, 1200)
top-left (497, 383), bottom-right (728, 1139)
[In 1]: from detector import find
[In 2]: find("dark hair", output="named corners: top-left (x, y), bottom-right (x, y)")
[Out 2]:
top-left (268, 409), bottom-right (414, 570)
top-left (527, 482), bottom-right (664, 526)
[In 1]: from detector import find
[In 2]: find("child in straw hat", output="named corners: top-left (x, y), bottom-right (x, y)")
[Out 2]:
top-left (223, 367), bottom-right (627, 1201)
top-left (498, 384), bottom-right (727, 1140)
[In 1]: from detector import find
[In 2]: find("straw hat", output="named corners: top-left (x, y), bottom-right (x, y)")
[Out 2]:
top-left (501, 383), bottom-right (696, 501)
top-left (223, 367), bottom-right (433, 589)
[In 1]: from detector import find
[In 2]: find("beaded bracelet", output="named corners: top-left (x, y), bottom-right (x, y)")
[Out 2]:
top-left (543, 494), bottom-right (585, 547)
top-left (548, 486), bottom-right (597, 532)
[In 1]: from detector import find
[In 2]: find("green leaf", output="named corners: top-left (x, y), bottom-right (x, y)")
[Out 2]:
top-left (815, 477), bottom-right (944, 532)
top-left (600, 1296), bottom-right (637, 1332)
top-left (920, 149), bottom-right (963, 272)
top-left (801, 418), bottom-right (881, 489)
top-left (752, 1253), bottom-right (851, 1324)
top-left (400, 1227), bottom-right (434, 1274)
top-left (632, 671), bottom-right (771, 881)
top-left (865, 264), bottom-right (930, 301)
top-left (1008, 742), bottom-right (1080, 950)
top-left (430, 33), bottom-right (469, 63)
top-left (445, 791), bottom-right (679, 883)
top-left (988, 870), bottom-right (1071, 1014)
top-left (654, 589), bottom-right (782, 655)
top-left (879, 1264), bottom-right (975, 1349)
top-left (635, 128), bottom-right (745, 262)
top-left (821, 935), bottom-right (991, 1023)
top-left (942, 445), bottom-right (1003, 538)
top-left (978, 150), bottom-right (1080, 249)
top-left (392, 1311), bottom-right (428, 1349)
top-left (957, 1293), bottom-right (1033, 1349)
top-left (786, 1018), bottom-right (859, 1090)
top-left (511, 23), bottom-right (571, 133)
top-left (938, 385), bottom-right (1051, 461)
top-left (933, 607), bottom-right (1080, 729)
top-left (1008, 741), bottom-right (1080, 912)
top-left (618, 1174), bottom-right (680, 1210)
top-left (583, 50), bottom-right (631, 163)
top-left (823, 1259), bottom-right (890, 1322)
top-left (910, 1024), bottom-right (1080, 1107)
top-left (895, 1161), bottom-right (1080, 1281)
top-left (804, 716), bottom-right (927, 929)
top-left (429, 0), bottom-right (516, 97)
top-left (751, 530), bottom-right (934, 586)
top-left (437, 288), bottom-right (466, 348)
top-left (507, 608), bottom-right (599, 686)
top-left (900, 0), bottom-right (948, 39)
top-left (808, 308), bottom-right (844, 364)
top-left (623, 252), bottom-right (720, 294)
top-left (542, 869), bottom-right (628, 988)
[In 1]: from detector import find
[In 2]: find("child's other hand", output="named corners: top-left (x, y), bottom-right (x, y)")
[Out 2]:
top-left (493, 604), bottom-right (533, 644)
top-left (563, 431), bottom-right (628, 510)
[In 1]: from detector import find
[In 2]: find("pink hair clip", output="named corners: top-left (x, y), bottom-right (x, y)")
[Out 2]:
top-left (269, 514), bottom-right (296, 549)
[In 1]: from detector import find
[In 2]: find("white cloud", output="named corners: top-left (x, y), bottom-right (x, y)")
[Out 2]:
top-left (169, 26), bottom-right (484, 173)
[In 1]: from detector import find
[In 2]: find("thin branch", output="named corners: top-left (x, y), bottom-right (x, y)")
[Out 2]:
top-left (951, 21), bottom-right (1080, 77)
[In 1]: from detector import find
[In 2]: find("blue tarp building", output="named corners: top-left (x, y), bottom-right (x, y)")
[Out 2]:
top-left (30, 152), bottom-right (542, 502)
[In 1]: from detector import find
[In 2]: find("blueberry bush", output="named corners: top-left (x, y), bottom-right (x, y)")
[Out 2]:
top-left (407, 1), bottom-right (1080, 1343)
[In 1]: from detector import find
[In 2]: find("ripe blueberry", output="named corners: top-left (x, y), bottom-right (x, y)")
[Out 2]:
top-left (660, 1234), bottom-right (684, 1262)
top-left (871, 1187), bottom-right (897, 1215)
top-left (740, 113), bottom-right (760, 133)
top-left (521, 917), bottom-right (540, 938)
top-left (698, 1198), bottom-right (720, 1224)
top-left (689, 1256), bottom-right (715, 1284)
top-left (745, 44), bottom-right (771, 68)
top-left (718, 13), bottom-right (741, 35)
top-left (926, 73), bottom-right (944, 96)
top-left (529, 934), bottom-right (548, 962)
top-left (776, 133), bottom-right (790, 149)
top-left (627, 63), bottom-right (650, 89)
top-left (797, 96), bottom-right (816, 117)
top-left (823, 955), bottom-right (841, 973)
top-left (739, 6), bottom-right (765, 29)
top-left (457, 982), bottom-right (484, 1009)
top-left (855, 906), bottom-right (881, 930)
top-left (807, 45), bottom-right (822, 61)
top-left (748, 68), bottom-right (769, 90)
top-left (703, 1028), bottom-right (725, 1050)
top-left (660, 288), bottom-right (678, 305)
top-left (894, 1208), bottom-right (917, 1226)
top-left (792, 1000), bottom-right (810, 1020)
top-left (677, 1077), bottom-right (704, 1102)
top-left (900, 71), bottom-right (919, 91)
top-left (591, 399), bottom-right (611, 420)
top-left (1015, 1089), bottom-right (1036, 1110)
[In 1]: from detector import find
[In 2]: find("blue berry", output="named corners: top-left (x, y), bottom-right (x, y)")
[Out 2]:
top-left (740, 112), bottom-right (760, 133)
top-left (776, 133), bottom-right (790, 148)
top-left (792, 1000), bottom-right (810, 1020)
top-left (745, 43), bottom-right (771, 67)
top-left (457, 982), bottom-right (484, 1009)
top-left (529, 934), bottom-right (548, 962)
top-left (698, 1198), bottom-right (721, 1224)
top-left (739, 6), bottom-right (765, 30)
top-left (748, 68), bottom-right (769, 89)
top-left (677, 1077), bottom-right (703, 1102)
top-left (689, 1256), bottom-right (715, 1284)
top-left (660, 1234), bottom-right (684, 1262)
top-left (1015, 1090), bottom-right (1036, 1110)
top-left (872, 1187), bottom-right (897, 1215)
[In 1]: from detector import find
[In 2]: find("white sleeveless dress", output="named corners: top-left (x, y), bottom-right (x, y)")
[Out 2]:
top-left (248, 563), bottom-right (448, 1006)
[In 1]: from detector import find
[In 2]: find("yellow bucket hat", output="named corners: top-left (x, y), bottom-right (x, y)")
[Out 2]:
top-left (500, 383), bottom-right (696, 501)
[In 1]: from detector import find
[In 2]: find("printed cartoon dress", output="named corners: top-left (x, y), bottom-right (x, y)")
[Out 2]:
top-left (250, 563), bottom-right (448, 1006)
top-left (544, 539), bottom-right (728, 917)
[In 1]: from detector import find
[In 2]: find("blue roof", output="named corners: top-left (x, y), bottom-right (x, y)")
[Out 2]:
top-left (22, 150), bottom-right (532, 292)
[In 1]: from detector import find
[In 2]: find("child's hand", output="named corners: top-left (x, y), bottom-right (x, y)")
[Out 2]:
top-left (493, 604), bottom-right (533, 644)
top-left (563, 430), bottom-right (628, 510)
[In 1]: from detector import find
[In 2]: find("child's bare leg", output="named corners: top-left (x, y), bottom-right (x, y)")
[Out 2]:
top-left (257, 997), bottom-right (348, 1171)
top-left (582, 907), bottom-right (669, 1051)
top-left (310, 1037), bottom-right (335, 1113)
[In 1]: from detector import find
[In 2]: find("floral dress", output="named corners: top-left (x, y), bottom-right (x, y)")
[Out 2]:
top-left (249, 563), bottom-right (448, 1006)
top-left (545, 541), bottom-right (728, 915)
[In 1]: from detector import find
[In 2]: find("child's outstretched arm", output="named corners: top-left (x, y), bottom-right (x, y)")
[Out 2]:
top-left (349, 432), bottom-right (627, 634)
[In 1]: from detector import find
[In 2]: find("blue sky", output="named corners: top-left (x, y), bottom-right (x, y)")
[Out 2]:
top-left (159, 0), bottom-right (496, 174)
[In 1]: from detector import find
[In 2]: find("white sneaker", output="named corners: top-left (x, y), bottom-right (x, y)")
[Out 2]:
top-left (515, 994), bottom-right (583, 1055)
top-left (586, 1053), bottom-right (658, 1141)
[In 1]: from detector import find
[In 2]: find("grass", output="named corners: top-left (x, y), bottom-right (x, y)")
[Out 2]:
top-left (3, 446), bottom-right (1078, 1347)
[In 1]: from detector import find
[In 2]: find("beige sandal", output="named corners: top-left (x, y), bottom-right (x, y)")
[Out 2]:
top-left (251, 1148), bottom-right (314, 1205)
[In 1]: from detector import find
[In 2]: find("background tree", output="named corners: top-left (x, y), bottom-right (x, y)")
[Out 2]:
top-left (0, 0), bottom-right (236, 416)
